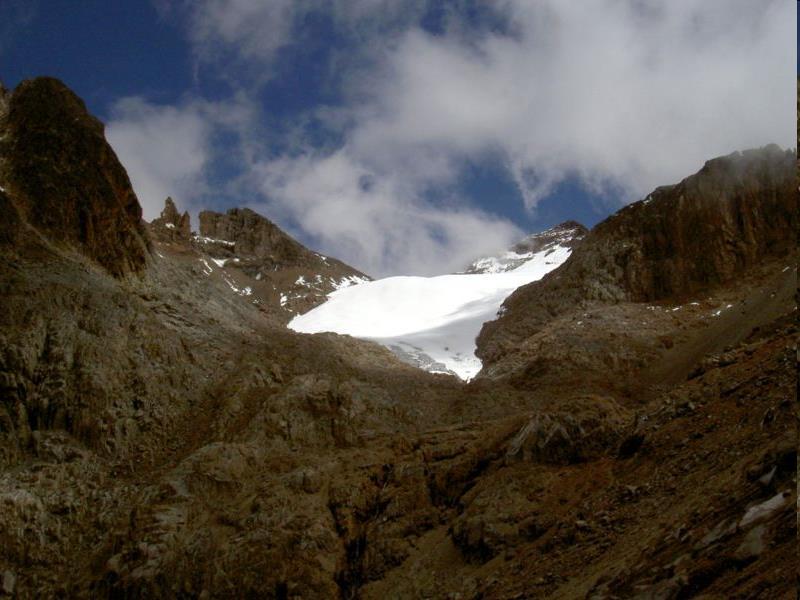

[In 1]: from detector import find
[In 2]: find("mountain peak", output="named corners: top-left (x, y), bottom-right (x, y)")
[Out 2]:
top-left (464, 221), bottom-right (587, 274)
top-left (0, 77), bottom-right (149, 277)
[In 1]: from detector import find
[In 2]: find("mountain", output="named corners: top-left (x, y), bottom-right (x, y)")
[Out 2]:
top-left (289, 223), bottom-right (586, 379)
top-left (0, 78), bottom-right (795, 599)
top-left (476, 145), bottom-right (797, 391)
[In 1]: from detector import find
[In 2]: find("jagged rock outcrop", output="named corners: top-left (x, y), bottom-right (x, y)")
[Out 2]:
top-left (477, 145), bottom-right (797, 369)
top-left (149, 197), bottom-right (190, 241)
top-left (512, 220), bottom-right (587, 254)
top-left (0, 77), bottom-right (149, 277)
top-left (504, 396), bottom-right (630, 465)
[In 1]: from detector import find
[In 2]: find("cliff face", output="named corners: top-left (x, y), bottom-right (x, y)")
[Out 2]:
top-left (0, 78), bottom-right (150, 277)
top-left (477, 145), bottom-right (797, 368)
top-left (199, 208), bottom-right (300, 262)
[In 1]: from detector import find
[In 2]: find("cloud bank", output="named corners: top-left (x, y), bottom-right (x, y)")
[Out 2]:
top-left (111, 0), bottom-right (795, 276)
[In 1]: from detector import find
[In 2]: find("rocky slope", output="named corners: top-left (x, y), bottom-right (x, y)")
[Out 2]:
top-left (0, 77), bottom-right (795, 599)
top-left (196, 207), bottom-right (369, 316)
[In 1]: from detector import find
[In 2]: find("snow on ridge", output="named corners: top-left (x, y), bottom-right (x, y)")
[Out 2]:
top-left (289, 244), bottom-right (572, 380)
top-left (332, 275), bottom-right (371, 290)
top-left (193, 234), bottom-right (235, 247)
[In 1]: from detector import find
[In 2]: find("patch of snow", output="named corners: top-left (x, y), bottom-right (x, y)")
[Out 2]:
top-left (198, 258), bottom-right (213, 275)
top-left (165, 222), bottom-right (175, 229)
top-left (193, 234), bottom-right (235, 247)
top-left (222, 274), bottom-right (251, 296)
top-left (739, 492), bottom-right (788, 528)
top-left (671, 306), bottom-right (681, 312)
top-left (690, 302), bottom-right (700, 306)
top-left (290, 244), bottom-right (572, 380)
top-left (156, 252), bottom-right (165, 259)
top-left (280, 294), bottom-right (288, 307)
top-left (211, 258), bottom-right (227, 268)
top-left (332, 275), bottom-right (371, 290)
top-left (255, 272), bottom-right (262, 281)
top-left (295, 276), bottom-right (307, 286)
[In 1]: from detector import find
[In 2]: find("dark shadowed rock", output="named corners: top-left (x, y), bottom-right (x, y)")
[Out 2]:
top-left (0, 77), bottom-right (150, 277)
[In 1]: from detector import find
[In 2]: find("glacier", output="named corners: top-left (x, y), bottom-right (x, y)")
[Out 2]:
top-left (288, 243), bottom-right (572, 380)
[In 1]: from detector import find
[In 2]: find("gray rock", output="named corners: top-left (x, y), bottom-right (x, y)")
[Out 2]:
top-left (735, 525), bottom-right (766, 562)
top-left (1, 570), bottom-right (15, 595)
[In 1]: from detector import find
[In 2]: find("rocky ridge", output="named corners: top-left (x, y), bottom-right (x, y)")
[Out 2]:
top-left (195, 207), bottom-right (370, 316)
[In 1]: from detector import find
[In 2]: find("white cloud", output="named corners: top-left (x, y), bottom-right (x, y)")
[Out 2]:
top-left (160, 0), bottom-right (430, 82)
top-left (345, 0), bottom-right (795, 207)
top-left (250, 149), bottom-right (522, 276)
top-left (121, 0), bottom-right (795, 276)
top-left (186, 0), bottom-right (296, 67)
top-left (106, 95), bottom-right (254, 221)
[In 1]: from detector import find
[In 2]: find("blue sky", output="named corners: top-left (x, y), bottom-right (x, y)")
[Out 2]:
top-left (1, 0), bottom-right (794, 276)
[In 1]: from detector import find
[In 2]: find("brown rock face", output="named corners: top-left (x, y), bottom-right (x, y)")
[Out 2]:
top-left (477, 145), bottom-right (797, 368)
top-left (0, 77), bottom-right (149, 277)
top-left (199, 207), bottom-right (314, 266)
